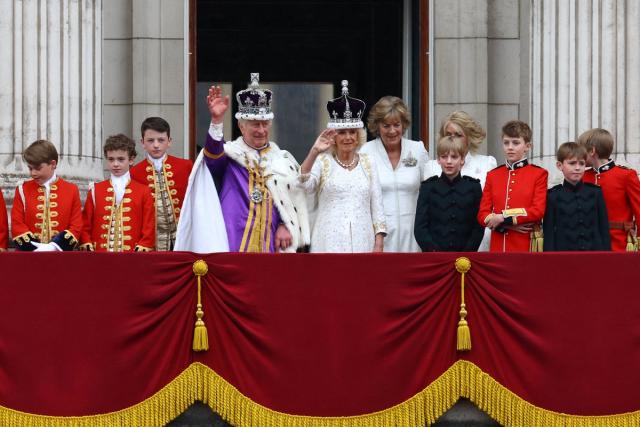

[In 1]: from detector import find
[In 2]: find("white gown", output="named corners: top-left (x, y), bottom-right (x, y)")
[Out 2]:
top-left (424, 152), bottom-right (497, 251)
top-left (299, 153), bottom-right (387, 253)
top-left (360, 138), bottom-right (429, 252)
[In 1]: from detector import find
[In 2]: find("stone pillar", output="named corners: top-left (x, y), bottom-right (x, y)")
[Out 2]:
top-left (102, 0), bottom-right (188, 160)
top-left (531, 0), bottom-right (640, 183)
top-left (0, 0), bottom-right (103, 207)
top-left (432, 0), bottom-right (525, 161)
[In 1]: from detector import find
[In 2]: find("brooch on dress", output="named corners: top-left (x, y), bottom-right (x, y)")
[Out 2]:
top-left (401, 152), bottom-right (417, 167)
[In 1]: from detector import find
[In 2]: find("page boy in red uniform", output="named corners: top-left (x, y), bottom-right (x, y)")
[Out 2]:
top-left (0, 194), bottom-right (8, 251)
top-left (80, 134), bottom-right (155, 252)
top-left (130, 117), bottom-right (192, 251)
top-left (11, 140), bottom-right (82, 251)
top-left (579, 128), bottom-right (640, 251)
top-left (478, 120), bottom-right (548, 252)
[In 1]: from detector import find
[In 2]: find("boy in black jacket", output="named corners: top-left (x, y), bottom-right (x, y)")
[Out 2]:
top-left (543, 142), bottom-right (610, 251)
top-left (414, 136), bottom-right (483, 251)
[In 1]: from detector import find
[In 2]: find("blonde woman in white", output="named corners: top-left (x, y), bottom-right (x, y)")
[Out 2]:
top-left (360, 96), bottom-right (428, 252)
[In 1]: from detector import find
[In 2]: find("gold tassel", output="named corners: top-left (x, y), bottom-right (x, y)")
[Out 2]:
top-left (530, 225), bottom-right (544, 252)
top-left (455, 257), bottom-right (472, 351)
top-left (626, 233), bottom-right (638, 252)
top-left (192, 260), bottom-right (209, 352)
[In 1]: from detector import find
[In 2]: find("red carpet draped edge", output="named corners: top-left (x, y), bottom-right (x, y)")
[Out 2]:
top-left (0, 252), bottom-right (639, 426)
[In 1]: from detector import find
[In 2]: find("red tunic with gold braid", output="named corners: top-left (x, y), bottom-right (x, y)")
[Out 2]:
top-left (130, 155), bottom-right (192, 250)
top-left (10, 178), bottom-right (83, 251)
top-left (583, 160), bottom-right (640, 251)
top-left (80, 179), bottom-right (156, 252)
top-left (0, 194), bottom-right (8, 250)
top-left (478, 159), bottom-right (549, 252)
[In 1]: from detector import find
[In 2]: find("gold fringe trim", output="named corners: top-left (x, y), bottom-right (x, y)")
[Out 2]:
top-left (2, 361), bottom-right (639, 427)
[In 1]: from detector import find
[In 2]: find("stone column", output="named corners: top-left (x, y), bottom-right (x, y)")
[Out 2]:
top-left (432, 0), bottom-right (525, 160)
top-left (102, 0), bottom-right (188, 160)
top-left (0, 0), bottom-right (103, 208)
top-left (531, 0), bottom-right (640, 183)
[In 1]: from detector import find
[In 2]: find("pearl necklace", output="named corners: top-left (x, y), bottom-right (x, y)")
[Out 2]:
top-left (334, 153), bottom-right (358, 169)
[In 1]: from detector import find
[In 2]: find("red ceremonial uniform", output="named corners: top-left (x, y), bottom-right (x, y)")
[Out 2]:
top-left (130, 155), bottom-right (192, 220)
top-left (478, 159), bottom-right (548, 252)
top-left (11, 177), bottom-right (83, 251)
top-left (583, 160), bottom-right (640, 251)
top-left (130, 155), bottom-right (192, 250)
top-left (81, 178), bottom-right (156, 252)
top-left (0, 194), bottom-right (8, 250)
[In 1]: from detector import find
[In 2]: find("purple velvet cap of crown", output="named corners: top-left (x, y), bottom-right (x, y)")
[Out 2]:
top-left (235, 73), bottom-right (274, 120)
top-left (326, 80), bottom-right (365, 129)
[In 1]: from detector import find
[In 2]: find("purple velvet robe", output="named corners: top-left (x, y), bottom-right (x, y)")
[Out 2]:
top-left (203, 133), bottom-right (281, 252)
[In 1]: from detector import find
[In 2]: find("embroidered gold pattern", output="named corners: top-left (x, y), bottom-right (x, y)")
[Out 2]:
top-left (240, 153), bottom-right (273, 252)
top-left (148, 159), bottom-right (179, 251)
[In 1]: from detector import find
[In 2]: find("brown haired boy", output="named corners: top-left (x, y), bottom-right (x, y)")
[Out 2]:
top-left (80, 134), bottom-right (155, 252)
top-left (11, 140), bottom-right (82, 251)
top-left (543, 142), bottom-right (610, 251)
top-left (579, 128), bottom-right (640, 251)
top-left (130, 117), bottom-right (193, 250)
top-left (478, 120), bottom-right (548, 252)
top-left (414, 136), bottom-right (484, 251)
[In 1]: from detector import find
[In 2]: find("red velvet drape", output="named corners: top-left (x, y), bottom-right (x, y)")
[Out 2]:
top-left (0, 252), bottom-right (638, 417)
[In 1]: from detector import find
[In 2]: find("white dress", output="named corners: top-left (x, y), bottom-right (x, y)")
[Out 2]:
top-left (360, 138), bottom-right (429, 252)
top-left (299, 153), bottom-right (387, 253)
top-left (424, 152), bottom-right (497, 251)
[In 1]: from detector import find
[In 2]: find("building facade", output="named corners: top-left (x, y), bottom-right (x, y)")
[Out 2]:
top-left (2, 0), bottom-right (639, 206)
top-left (1, 0), bottom-right (637, 424)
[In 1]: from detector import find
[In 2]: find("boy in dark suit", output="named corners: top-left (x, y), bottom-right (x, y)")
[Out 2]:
top-left (414, 136), bottom-right (483, 251)
top-left (543, 142), bottom-right (610, 251)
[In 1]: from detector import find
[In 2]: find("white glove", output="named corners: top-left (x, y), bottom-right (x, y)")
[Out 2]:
top-left (32, 242), bottom-right (62, 252)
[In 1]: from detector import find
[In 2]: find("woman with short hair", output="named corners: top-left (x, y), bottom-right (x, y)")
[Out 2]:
top-left (427, 111), bottom-right (497, 188)
top-left (360, 96), bottom-right (428, 252)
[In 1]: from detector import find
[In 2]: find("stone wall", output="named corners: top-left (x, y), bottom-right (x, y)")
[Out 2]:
top-left (432, 0), bottom-right (527, 161)
top-left (0, 0), bottom-right (104, 201)
top-left (103, 0), bottom-right (188, 161)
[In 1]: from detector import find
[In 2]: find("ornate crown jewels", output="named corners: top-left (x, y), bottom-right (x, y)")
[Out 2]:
top-left (326, 80), bottom-right (365, 129)
top-left (235, 73), bottom-right (274, 120)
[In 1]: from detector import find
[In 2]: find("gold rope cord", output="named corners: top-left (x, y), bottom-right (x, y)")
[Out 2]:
top-left (2, 361), bottom-right (638, 427)
top-left (192, 260), bottom-right (209, 352)
top-left (455, 257), bottom-right (471, 351)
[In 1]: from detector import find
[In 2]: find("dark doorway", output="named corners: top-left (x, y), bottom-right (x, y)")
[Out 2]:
top-left (195, 0), bottom-right (412, 161)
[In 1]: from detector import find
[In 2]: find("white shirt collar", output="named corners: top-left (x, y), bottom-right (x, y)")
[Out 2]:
top-left (41, 173), bottom-right (58, 196)
top-left (110, 171), bottom-right (130, 204)
top-left (147, 153), bottom-right (167, 172)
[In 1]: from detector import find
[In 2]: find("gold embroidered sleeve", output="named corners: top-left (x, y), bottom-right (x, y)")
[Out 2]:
top-left (203, 148), bottom-right (225, 160)
top-left (13, 231), bottom-right (36, 245)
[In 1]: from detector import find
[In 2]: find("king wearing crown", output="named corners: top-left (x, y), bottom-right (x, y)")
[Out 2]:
top-left (175, 74), bottom-right (309, 253)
